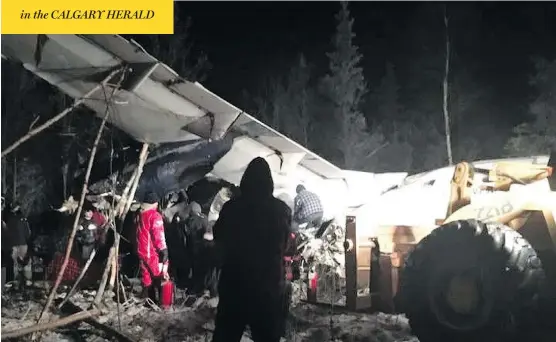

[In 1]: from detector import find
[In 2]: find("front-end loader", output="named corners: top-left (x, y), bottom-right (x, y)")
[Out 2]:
top-left (391, 152), bottom-right (556, 342)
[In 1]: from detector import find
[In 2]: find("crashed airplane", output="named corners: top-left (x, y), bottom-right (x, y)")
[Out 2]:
top-left (1, 34), bottom-right (407, 220)
top-left (3, 34), bottom-right (556, 342)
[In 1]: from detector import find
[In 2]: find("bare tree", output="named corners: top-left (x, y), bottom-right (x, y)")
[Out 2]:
top-left (442, 5), bottom-right (453, 165)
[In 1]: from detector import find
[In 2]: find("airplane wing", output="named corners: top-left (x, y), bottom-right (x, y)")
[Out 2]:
top-left (1, 34), bottom-right (241, 143)
top-left (1, 34), bottom-right (345, 186)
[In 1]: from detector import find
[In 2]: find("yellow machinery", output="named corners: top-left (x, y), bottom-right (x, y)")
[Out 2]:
top-left (342, 152), bottom-right (555, 342)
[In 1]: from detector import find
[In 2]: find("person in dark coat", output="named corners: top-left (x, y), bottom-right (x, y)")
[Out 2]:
top-left (167, 210), bottom-right (191, 288)
top-left (4, 202), bottom-right (32, 288)
top-left (186, 201), bottom-right (211, 295)
top-left (76, 203), bottom-right (102, 263)
top-left (211, 157), bottom-right (292, 342)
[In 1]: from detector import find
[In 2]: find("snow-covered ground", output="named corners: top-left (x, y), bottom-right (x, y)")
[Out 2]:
top-left (1, 285), bottom-right (418, 342)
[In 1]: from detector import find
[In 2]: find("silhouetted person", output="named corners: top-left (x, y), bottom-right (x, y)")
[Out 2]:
top-left (293, 184), bottom-right (324, 230)
top-left (369, 237), bottom-right (381, 294)
top-left (166, 212), bottom-right (189, 288)
top-left (212, 157), bottom-right (292, 342)
top-left (4, 202), bottom-right (32, 288)
top-left (186, 201), bottom-right (210, 294)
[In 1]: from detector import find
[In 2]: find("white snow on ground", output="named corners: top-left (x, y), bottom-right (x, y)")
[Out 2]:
top-left (2, 286), bottom-right (418, 342)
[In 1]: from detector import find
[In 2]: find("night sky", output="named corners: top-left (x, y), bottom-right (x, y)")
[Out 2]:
top-left (178, 1), bottom-right (556, 121)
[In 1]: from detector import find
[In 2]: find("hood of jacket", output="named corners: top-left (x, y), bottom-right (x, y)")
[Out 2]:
top-left (239, 157), bottom-right (274, 199)
top-left (140, 202), bottom-right (158, 212)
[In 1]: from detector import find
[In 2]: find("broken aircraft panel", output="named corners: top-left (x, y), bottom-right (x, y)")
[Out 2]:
top-left (1, 34), bottom-right (345, 195)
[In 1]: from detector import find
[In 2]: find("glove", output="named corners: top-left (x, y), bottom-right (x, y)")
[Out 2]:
top-left (158, 262), bottom-right (169, 280)
top-left (158, 249), bottom-right (168, 263)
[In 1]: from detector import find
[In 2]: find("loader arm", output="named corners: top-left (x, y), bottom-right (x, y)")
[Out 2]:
top-left (489, 162), bottom-right (552, 191)
top-left (443, 185), bottom-right (556, 249)
top-left (444, 162), bottom-right (474, 219)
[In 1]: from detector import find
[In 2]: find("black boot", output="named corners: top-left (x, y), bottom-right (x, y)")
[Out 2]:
top-left (280, 281), bottom-right (293, 338)
top-left (142, 285), bottom-right (157, 308)
top-left (141, 285), bottom-right (151, 299)
top-left (148, 285), bottom-right (157, 303)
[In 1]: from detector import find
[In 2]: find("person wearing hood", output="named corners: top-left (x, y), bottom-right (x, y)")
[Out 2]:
top-left (186, 201), bottom-right (213, 295)
top-left (83, 201), bottom-right (108, 245)
top-left (75, 201), bottom-right (103, 263)
top-left (135, 190), bottom-right (169, 303)
top-left (211, 157), bottom-right (292, 342)
top-left (166, 210), bottom-right (190, 289)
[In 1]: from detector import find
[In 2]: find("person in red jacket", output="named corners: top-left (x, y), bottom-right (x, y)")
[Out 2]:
top-left (136, 191), bottom-right (169, 303)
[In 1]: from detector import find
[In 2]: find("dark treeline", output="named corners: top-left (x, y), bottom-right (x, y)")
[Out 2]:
top-left (1, 2), bottom-right (555, 215)
top-left (241, 2), bottom-right (556, 172)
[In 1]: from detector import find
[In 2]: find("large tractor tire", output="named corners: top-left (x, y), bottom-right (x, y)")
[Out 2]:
top-left (396, 219), bottom-right (545, 342)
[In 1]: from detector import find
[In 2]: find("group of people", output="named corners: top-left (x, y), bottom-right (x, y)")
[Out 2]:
top-left (170, 200), bottom-right (218, 295)
top-left (43, 201), bottom-right (110, 284)
top-left (2, 156), bottom-right (325, 342)
top-left (133, 190), bottom-right (217, 303)
top-left (1, 198), bottom-right (110, 288)
top-left (133, 157), bottom-right (324, 342)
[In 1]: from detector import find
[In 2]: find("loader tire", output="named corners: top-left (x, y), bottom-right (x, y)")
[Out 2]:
top-left (396, 219), bottom-right (544, 342)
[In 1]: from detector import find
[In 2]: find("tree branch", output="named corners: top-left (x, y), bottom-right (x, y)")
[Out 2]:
top-left (93, 244), bottom-right (115, 307)
top-left (442, 4), bottom-right (453, 165)
top-left (122, 143), bottom-right (150, 217)
top-left (56, 249), bottom-right (97, 310)
top-left (367, 141), bottom-right (390, 159)
top-left (36, 66), bottom-right (128, 326)
top-left (2, 308), bottom-right (101, 340)
top-left (1, 68), bottom-right (123, 158)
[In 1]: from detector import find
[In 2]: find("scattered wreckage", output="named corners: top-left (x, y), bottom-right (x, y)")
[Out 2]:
top-left (183, 153), bottom-right (556, 342)
top-left (0, 33), bottom-right (362, 340)
top-left (3, 33), bottom-right (556, 342)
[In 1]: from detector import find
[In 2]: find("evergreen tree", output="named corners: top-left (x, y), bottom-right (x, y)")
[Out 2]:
top-left (283, 54), bottom-right (313, 147)
top-left (369, 62), bottom-right (403, 135)
top-left (506, 58), bottom-right (556, 155)
top-left (321, 1), bottom-right (385, 170)
top-left (248, 54), bottom-right (314, 147)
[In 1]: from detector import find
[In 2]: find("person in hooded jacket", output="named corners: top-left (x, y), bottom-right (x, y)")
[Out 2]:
top-left (211, 157), bottom-right (292, 342)
top-left (82, 201), bottom-right (108, 245)
top-left (186, 201), bottom-right (211, 294)
top-left (167, 210), bottom-right (191, 288)
top-left (75, 214), bottom-right (97, 263)
top-left (75, 201), bottom-right (104, 263)
top-left (135, 191), bottom-right (169, 303)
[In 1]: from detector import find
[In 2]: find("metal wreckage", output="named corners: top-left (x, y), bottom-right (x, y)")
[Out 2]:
top-left (3, 34), bottom-right (556, 342)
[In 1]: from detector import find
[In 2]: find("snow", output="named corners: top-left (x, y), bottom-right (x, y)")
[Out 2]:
top-left (2, 285), bottom-right (418, 342)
